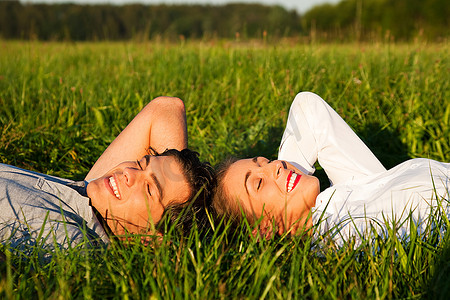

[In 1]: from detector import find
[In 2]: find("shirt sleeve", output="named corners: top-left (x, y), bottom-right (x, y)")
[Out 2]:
top-left (277, 92), bottom-right (386, 185)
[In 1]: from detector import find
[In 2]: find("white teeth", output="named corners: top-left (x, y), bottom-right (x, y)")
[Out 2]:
top-left (287, 173), bottom-right (298, 193)
top-left (109, 177), bottom-right (121, 199)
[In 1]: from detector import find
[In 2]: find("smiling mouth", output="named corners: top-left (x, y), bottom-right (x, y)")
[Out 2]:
top-left (108, 176), bottom-right (121, 199)
top-left (286, 171), bottom-right (301, 193)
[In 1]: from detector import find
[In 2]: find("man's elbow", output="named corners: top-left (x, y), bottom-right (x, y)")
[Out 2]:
top-left (152, 96), bottom-right (185, 111)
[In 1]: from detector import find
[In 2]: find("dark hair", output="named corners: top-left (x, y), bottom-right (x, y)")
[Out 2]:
top-left (211, 157), bottom-right (255, 230)
top-left (152, 148), bottom-right (216, 235)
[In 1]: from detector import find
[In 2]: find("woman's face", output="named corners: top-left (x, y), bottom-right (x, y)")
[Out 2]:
top-left (222, 157), bottom-right (320, 234)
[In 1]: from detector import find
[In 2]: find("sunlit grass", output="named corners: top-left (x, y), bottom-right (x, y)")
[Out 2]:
top-left (0, 40), bottom-right (449, 298)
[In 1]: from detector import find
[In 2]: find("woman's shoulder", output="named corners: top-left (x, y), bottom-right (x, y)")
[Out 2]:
top-left (388, 158), bottom-right (449, 173)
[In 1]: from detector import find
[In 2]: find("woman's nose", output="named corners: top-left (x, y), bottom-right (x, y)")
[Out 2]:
top-left (261, 160), bottom-right (282, 177)
top-left (272, 160), bottom-right (285, 178)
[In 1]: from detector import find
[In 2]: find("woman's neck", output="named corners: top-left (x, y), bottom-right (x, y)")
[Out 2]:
top-left (284, 183), bottom-right (320, 235)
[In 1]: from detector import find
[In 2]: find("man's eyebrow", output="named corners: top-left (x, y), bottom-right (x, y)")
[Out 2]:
top-left (144, 155), bottom-right (150, 167)
top-left (152, 173), bottom-right (164, 202)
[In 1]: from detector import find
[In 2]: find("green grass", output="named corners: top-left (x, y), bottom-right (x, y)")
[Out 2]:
top-left (0, 40), bottom-right (449, 299)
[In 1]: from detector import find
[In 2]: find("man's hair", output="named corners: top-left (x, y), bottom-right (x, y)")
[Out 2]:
top-left (152, 148), bottom-right (216, 235)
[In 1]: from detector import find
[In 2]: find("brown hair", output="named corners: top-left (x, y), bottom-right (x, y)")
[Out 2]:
top-left (150, 148), bottom-right (216, 235)
top-left (212, 157), bottom-right (255, 229)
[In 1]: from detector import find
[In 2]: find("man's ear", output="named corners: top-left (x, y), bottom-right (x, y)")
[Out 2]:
top-left (140, 231), bottom-right (163, 246)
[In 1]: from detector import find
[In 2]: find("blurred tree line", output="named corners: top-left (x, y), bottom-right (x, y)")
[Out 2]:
top-left (0, 1), bottom-right (299, 40)
top-left (0, 0), bottom-right (448, 41)
top-left (303, 0), bottom-right (449, 41)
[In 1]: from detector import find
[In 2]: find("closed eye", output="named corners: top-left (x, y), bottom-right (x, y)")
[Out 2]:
top-left (137, 159), bottom-right (152, 196)
top-left (257, 178), bottom-right (262, 190)
top-left (146, 184), bottom-right (152, 196)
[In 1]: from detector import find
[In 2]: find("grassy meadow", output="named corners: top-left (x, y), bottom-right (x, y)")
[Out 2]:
top-left (0, 40), bottom-right (449, 299)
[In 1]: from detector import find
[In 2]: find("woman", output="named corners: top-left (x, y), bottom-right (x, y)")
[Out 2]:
top-left (0, 96), bottom-right (214, 251)
top-left (212, 92), bottom-right (449, 247)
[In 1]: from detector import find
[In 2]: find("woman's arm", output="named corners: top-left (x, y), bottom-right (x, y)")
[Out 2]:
top-left (84, 96), bottom-right (188, 181)
top-left (278, 92), bottom-right (386, 185)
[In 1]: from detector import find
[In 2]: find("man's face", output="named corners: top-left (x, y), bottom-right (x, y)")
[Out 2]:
top-left (87, 155), bottom-right (191, 236)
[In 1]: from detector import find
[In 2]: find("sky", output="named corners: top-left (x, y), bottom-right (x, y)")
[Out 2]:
top-left (22, 0), bottom-right (342, 13)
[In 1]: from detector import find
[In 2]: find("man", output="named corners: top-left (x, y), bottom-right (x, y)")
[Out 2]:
top-left (0, 97), bottom-right (214, 251)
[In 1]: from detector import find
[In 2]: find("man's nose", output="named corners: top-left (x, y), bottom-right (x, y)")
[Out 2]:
top-left (122, 167), bottom-right (141, 186)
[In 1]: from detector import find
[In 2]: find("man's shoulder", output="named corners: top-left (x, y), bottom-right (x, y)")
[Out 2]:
top-left (0, 163), bottom-right (73, 185)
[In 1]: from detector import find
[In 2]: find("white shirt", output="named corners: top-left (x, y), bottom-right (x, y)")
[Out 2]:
top-left (313, 159), bottom-right (449, 247)
top-left (278, 92), bottom-right (450, 246)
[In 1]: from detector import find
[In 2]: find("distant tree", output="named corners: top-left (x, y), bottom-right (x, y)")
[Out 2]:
top-left (0, 0), bottom-right (22, 39)
top-left (0, 1), bottom-right (447, 41)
